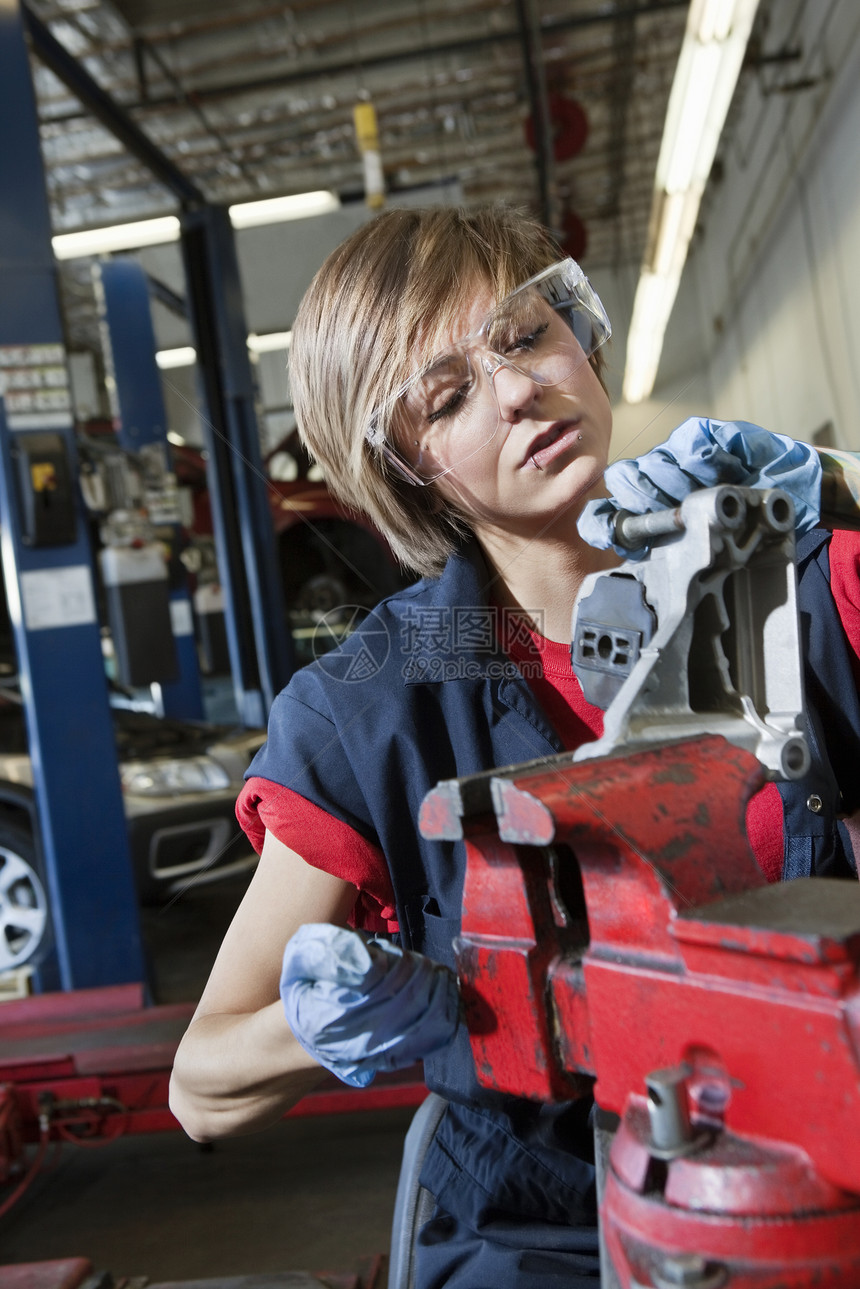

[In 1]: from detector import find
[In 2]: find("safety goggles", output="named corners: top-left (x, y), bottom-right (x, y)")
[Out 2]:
top-left (365, 258), bottom-right (611, 486)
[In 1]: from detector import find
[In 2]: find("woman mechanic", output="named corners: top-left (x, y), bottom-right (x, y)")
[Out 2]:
top-left (170, 205), bottom-right (860, 1288)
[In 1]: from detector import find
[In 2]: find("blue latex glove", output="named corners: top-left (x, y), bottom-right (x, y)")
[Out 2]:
top-left (578, 418), bottom-right (822, 556)
top-left (280, 923), bottom-right (460, 1088)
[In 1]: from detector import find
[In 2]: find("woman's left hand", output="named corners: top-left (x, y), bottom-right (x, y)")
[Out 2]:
top-left (578, 418), bottom-right (822, 555)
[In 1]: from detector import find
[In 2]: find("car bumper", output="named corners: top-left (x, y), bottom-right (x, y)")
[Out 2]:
top-left (124, 794), bottom-right (257, 896)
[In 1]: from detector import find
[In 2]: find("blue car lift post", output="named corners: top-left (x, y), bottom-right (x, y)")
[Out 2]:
top-left (0, 0), bottom-right (145, 993)
top-left (178, 203), bottom-right (295, 727)
top-left (96, 256), bottom-right (206, 721)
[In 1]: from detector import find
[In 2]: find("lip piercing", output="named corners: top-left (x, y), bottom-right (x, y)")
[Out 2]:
top-left (534, 429), bottom-right (583, 470)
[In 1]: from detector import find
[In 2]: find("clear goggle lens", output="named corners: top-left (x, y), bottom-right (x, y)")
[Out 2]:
top-left (366, 258), bottom-right (611, 485)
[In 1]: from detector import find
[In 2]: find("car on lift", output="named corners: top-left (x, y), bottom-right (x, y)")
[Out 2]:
top-left (174, 430), bottom-right (410, 666)
top-left (0, 662), bottom-right (266, 976)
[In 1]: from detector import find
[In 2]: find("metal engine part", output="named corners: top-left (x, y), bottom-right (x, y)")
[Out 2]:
top-left (571, 485), bottom-right (810, 780)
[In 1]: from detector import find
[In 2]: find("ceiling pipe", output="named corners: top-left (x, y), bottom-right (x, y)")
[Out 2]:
top-left (42, 0), bottom-right (689, 123)
top-left (39, 29), bottom-right (657, 118)
top-left (105, 0), bottom-right (512, 49)
top-left (514, 0), bottom-right (558, 231)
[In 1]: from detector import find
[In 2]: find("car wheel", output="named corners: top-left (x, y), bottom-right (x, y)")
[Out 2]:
top-left (300, 573), bottom-right (350, 621)
top-left (0, 822), bottom-right (50, 970)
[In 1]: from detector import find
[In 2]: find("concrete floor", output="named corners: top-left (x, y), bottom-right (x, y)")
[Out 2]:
top-left (1, 875), bottom-right (416, 1284)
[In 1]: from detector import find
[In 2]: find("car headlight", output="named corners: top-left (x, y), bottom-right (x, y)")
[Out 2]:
top-left (120, 756), bottom-right (232, 796)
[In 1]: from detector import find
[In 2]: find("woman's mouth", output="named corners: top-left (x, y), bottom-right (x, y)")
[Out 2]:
top-left (523, 421), bottom-right (583, 470)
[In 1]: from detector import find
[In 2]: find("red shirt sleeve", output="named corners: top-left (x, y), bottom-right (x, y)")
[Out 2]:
top-left (236, 777), bottom-right (398, 934)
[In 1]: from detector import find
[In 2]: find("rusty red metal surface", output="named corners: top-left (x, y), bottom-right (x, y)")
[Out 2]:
top-left (0, 1261), bottom-right (95, 1289)
top-left (603, 1098), bottom-right (860, 1285)
top-left (0, 1257), bottom-right (381, 1289)
top-left (424, 734), bottom-right (860, 1286)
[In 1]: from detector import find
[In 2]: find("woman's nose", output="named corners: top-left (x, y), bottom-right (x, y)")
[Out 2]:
top-left (489, 360), bottom-right (542, 422)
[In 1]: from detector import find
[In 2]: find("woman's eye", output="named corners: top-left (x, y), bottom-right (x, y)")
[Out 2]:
top-left (427, 384), bottom-right (470, 423)
top-left (506, 321), bottom-right (549, 354)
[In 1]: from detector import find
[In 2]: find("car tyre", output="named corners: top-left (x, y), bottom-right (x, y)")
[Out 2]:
top-left (0, 820), bottom-right (51, 971)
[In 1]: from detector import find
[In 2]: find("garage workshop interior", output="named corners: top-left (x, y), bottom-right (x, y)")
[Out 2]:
top-left (2, 0), bottom-right (860, 1286)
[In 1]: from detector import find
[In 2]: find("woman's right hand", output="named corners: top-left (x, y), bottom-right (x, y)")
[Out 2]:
top-left (578, 418), bottom-right (822, 556)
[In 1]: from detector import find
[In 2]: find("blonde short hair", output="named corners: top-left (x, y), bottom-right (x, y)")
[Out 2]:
top-left (289, 205), bottom-right (606, 578)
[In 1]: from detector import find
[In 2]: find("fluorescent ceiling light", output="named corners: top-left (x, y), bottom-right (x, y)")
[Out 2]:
top-left (657, 41), bottom-right (724, 195)
top-left (228, 191), bottom-right (340, 229)
top-left (52, 215), bottom-right (181, 260)
top-left (651, 190), bottom-right (702, 278)
top-left (157, 335), bottom-right (292, 365)
top-left (52, 190), bottom-right (339, 260)
top-left (689, 0), bottom-right (742, 43)
top-left (622, 0), bottom-right (761, 403)
top-left (623, 271), bottom-right (682, 405)
top-left (156, 346), bottom-right (197, 369)
top-left (247, 331), bottom-right (292, 353)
